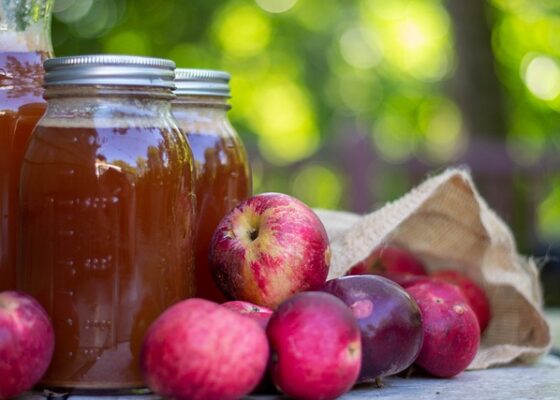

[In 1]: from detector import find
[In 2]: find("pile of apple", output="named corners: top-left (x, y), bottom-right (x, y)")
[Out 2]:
top-left (0, 292), bottom-right (54, 399)
top-left (0, 192), bottom-right (491, 400)
top-left (141, 193), bottom-right (491, 400)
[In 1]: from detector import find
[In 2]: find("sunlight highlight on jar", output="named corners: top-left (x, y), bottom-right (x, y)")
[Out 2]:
top-left (522, 54), bottom-right (560, 101)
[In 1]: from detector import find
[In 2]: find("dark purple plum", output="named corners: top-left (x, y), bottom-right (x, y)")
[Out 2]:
top-left (320, 275), bottom-right (423, 383)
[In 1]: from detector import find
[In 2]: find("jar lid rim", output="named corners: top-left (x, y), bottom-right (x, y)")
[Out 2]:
top-left (174, 68), bottom-right (230, 97)
top-left (175, 68), bottom-right (230, 82)
top-left (44, 55), bottom-right (176, 69)
top-left (44, 54), bottom-right (176, 89)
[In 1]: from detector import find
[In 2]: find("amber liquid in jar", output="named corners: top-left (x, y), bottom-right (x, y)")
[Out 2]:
top-left (0, 51), bottom-right (49, 291)
top-left (173, 97), bottom-right (251, 302)
top-left (20, 92), bottom-right (195, 389)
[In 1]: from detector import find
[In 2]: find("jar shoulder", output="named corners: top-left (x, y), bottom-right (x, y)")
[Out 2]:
top-left (24, 123), bottom-right (191, 173)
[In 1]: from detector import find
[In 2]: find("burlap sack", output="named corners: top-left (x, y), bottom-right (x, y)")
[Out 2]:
top-left (315, 168), bottom-right (551, 369)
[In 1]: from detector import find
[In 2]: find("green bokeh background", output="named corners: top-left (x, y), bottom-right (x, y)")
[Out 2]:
top-left (49, 0), bottom-right (560, 301)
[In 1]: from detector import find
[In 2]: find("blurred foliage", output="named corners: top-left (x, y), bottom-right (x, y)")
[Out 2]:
top-left (50, 0), bottom-right (560, 247)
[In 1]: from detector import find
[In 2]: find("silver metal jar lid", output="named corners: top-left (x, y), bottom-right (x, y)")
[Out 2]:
top-left (43, 55), bottom-right (176, 89)
top-left (174, 68), bottom-right (231, 97)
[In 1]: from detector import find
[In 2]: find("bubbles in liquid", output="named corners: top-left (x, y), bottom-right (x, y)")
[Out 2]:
top-left (59, 199), bottom-right (75, 206)
top-left (58, 229), bottom-right (75, 237)
top-left (85, 319), bottom-right (112, 330)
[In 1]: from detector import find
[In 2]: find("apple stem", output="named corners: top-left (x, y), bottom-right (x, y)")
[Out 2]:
top-left (399, 365), bottom-right (416, 379)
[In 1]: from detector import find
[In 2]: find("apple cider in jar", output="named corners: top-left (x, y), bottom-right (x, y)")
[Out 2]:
top-left (0, 0), bottom-right (53, 291)
top-left (18, 55), bottom-right (195, 390)
top-left (172, 69), bottom-right (251, 302)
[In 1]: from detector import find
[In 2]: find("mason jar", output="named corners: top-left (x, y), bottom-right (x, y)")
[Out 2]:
top-left (18, 55), bottom-right (196, 391)
top-left (172, 68), bottom-right (251, 302)
top-left (0, 0), bottom-right (54, 290)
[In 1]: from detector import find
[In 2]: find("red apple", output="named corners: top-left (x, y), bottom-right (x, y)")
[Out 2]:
top-left (222, 301), bottom-right (276, 394)
top-left (381, 272), bottom-right (434, 289)
top-left (432, 269), bottom-right (491, 333)
top-left (209, 193), bottom-right (331, 309)
top-left (347, 245), bottom-right (427, 279)
top-left (0, 291), bottom-right (54, 399)
top-left (266, 292), bottom-right (361, 400)
top-left (222, 300), bottom-right (273, 329)
top-left (320, 275), bottom-right (423, 382)
top-left (140, 298), bottom-right (269, 400)
top-left (406, 281), bottom-right (480, 378)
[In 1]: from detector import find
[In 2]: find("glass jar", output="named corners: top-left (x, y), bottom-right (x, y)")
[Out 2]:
top-left (19, 55), bottom-right (196, 391)
top-left (0, 0), bottom-right (53, 291)
top-left (172, 69), bottom-right (251, 302)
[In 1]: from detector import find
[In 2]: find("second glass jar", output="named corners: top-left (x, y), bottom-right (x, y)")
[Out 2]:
top-left (172, 69), bottom-right (251, 302)
top-left (19, 55), bottom-right (196, 390)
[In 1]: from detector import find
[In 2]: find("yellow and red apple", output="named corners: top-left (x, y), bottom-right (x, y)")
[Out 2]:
top-left (209, 193), bottom-right (331, 309)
